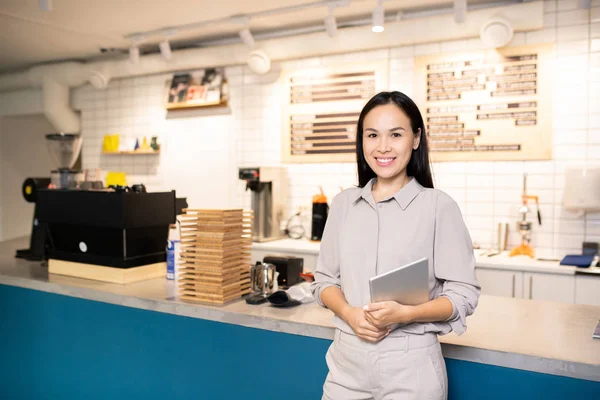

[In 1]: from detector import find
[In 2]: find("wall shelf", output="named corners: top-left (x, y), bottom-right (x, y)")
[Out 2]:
top-left (165, 100), bottom-right (228, 111)
top-left (102, 150), bottom-right (160, 155)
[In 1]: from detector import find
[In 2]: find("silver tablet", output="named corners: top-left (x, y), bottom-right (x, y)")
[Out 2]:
top-left (369, 257), bottom-right (429, 305)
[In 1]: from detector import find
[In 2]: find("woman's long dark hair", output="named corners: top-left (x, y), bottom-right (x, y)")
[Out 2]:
top-left (356, 91), bottom-right (434, 189)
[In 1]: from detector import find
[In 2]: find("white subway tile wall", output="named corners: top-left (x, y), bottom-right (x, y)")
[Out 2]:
top-left (71, 0), bottom-right (600, 259)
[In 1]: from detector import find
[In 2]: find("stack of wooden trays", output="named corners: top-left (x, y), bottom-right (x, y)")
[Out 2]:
top-left (178, 209), bottom-right (252, 305)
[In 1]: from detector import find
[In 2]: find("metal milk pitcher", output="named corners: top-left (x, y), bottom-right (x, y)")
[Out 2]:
top-left (250, 261), bottom-right (277, 295)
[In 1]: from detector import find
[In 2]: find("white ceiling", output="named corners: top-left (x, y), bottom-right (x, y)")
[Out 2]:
top-left (0, 0), bottom-right (499, 73)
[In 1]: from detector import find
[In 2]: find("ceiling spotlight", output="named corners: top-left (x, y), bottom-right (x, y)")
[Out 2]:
top-left (239, 28), bottom-right (256, 48)
top-left (38, 0), bottom-right (52, 11)
top-left (324, 13), bottom-right (338, 37)
top-left (372, 1), bottom-right (384, 33)
top-left (454, 0), bottom-right (467, 24)
top-left (159, 39), bottom-right (172, 60)
top-left (129, 46), bottom-right (140, 64)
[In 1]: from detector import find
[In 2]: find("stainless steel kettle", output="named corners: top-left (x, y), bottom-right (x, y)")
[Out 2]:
top-left (250, 261), bottom-right (277, 295)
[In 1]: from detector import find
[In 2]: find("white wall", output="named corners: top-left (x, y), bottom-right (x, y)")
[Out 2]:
top-left (0, 115), bottom-right (55, 241)
top-left (0, 0), bottom-right (597, 258)
top-left (71, 71), bottom-right (240, 208)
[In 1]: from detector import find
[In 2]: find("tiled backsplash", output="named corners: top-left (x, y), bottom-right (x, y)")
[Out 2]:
top-left (71, 0), bottom-right (600, 259)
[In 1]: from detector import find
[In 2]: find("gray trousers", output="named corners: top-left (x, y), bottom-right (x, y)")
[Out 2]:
top-left (322, 329), bottom-right (448, 400)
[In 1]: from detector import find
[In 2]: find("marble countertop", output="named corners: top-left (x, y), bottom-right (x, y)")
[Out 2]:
top-left (252, 238), bottom-right (322, 255)
top-left (252, 238), bottom-right (600, 276)
top-left (1, 236), bottom-right (599, 382)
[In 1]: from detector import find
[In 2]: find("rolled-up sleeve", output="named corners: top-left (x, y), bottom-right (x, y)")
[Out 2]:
top-left (310, 193), bottom-right (344, 307)
top-left (433, 193), bottom-right (481, 335)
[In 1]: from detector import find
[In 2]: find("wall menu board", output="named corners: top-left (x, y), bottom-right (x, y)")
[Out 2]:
top-left (281, 62), bottom-right (388, 163)
top-left (413, 44), bottom-right (553, 162)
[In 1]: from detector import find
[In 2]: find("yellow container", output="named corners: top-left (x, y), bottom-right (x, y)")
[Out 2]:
top-left (105, 171), bottom-right (127, 187)
top-left (103, 134), bottom-right (120, 153)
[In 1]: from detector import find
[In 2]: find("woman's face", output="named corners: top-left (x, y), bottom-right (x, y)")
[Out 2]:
top-left (362, 103), bottom-right (420, 183)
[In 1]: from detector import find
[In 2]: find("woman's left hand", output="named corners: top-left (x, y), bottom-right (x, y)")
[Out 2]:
top-left (363, 301), bottom-right (415, 329)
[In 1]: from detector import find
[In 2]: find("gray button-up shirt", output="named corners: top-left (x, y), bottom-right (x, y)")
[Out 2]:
top-left (311, 177), bottom-right (480, 336)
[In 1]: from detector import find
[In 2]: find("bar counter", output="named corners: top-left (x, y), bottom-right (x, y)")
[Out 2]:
top-left (0, 236), bottom-right (598, 399)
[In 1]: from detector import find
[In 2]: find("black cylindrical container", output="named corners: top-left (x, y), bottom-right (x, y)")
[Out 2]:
top-left (311, 202), bottom-right (329, 241)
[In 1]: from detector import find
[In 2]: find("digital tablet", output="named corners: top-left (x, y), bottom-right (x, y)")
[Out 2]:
top-left (369, 257), bottom-right (429, 305)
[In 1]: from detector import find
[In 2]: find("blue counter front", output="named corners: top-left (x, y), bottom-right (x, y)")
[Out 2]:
top-left (1, 283), bottom-right (599, 400)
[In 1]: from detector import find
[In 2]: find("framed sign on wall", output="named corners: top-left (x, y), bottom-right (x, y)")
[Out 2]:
top-left (165, 67), bottom-right (228, 110)
top-left (281, 61), bottom-right (388, 163)
top-left (413, 44), bottom-right (554, 162)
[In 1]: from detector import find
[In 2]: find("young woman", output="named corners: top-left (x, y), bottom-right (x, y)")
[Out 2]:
top-left (311, 91), bottom-right (480, 400)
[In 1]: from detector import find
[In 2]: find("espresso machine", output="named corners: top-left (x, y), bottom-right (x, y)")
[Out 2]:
top-left (16, 133), bottom-right (179, 268)
top-left (238, 166), bottom-right (288, 242)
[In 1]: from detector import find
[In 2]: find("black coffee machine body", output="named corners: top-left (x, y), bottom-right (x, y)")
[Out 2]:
top-left (14, 133), bottom-right (187, 266)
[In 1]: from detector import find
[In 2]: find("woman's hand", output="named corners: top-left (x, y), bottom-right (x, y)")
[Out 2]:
top-left (343, 307), bottom-right (390, 343)
top-left (363, 301), bottom-right (415, 329)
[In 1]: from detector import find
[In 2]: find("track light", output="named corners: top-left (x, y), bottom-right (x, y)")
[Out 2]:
top-left (129, 46), bottom-right (140, 64)
top-left (324, 13), bottom-right (338, 37)
top-left (159, 39), bottom-right (172, 60)
top-left (127, 33), bottom-right (145, 65)
top-left (396, 10), bottom-right (404, 22)
top-left (454, 0), bottom-right (466, 24)
top-left (372, 2), bottom-right (384, 33)
top-left (239, 28), bottom-right (256, 48)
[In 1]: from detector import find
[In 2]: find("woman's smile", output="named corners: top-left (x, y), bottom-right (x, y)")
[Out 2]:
top-left (375, 156), bottom-right (396, 167)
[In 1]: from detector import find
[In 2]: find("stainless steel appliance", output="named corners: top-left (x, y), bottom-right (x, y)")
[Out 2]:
top-left (246, 261), bottom-right (277, 304)
top-left (239, 167), bottom-right (288, 242)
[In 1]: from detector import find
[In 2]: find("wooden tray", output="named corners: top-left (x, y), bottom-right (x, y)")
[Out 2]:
top-left (48, 259), bottom-right (166, 284)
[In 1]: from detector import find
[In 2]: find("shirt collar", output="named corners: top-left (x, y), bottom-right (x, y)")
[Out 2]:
top-left (353, 177), bottom-right (424, 210)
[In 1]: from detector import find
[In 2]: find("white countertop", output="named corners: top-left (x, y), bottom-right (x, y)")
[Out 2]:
top-left (252, 238), bottom-right (600, 276)
top-left (1, 236), bottom-right (599, 382)
top-left (252, 238), bottom-right (321, 254)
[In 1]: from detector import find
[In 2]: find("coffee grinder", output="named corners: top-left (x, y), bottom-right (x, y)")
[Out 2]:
top-left (238, 167), bottom-right (288, 242)
top-left (46, 133), bottom-right (84, 189)
top-left (15, 133), bottom-right (83, 261)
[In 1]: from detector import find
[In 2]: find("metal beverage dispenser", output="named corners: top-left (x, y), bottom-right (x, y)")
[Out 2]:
top-left (238, 167), bottom-right (288, 242)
